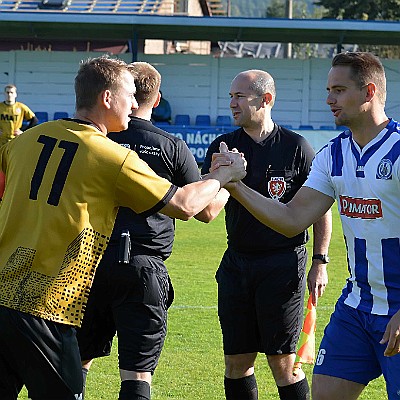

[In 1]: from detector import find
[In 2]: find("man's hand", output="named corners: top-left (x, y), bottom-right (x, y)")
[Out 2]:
top-left (227, 150), bottom-right (247, 182)
top-left (210, 142), bottom-right (247, 173)
top-left (380, 310), bottom-right (400, 356)
top-left (307, 262), bottom-right (328, 306)
top-left (210, 142), bottom-right (231, 172)
top-left (14, 129), bottom-right (23, 136)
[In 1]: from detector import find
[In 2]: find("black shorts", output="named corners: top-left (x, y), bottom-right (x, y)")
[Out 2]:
top-left (0, 305), bottom-right (82, 400)
top-left (216, 246), bottom-right (307, 356)
top-left (77, 245), bottom-right (172, 373)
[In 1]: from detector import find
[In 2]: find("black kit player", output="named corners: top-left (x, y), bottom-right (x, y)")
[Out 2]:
top-left (77, 61), bottom-right (226, 400)
top-left (0, 55), bottom-right (246, 400)
top-left (201, 69), bottom-right (332, 400)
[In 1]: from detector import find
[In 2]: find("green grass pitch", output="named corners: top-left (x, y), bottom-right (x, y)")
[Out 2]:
top-left (19, 207), bottom-right (386, 399)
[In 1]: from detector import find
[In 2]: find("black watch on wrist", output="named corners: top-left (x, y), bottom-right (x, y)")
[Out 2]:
top-left (312, 254), bottom-right (330, 263)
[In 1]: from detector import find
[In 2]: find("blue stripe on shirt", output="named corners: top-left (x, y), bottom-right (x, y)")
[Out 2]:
top-left (354, 237), bottom-right (373, 313)
top-left (382, 238), bottom-right (400, 316)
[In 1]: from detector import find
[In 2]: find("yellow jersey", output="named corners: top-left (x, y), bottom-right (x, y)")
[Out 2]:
top-left (0, 119), bottom-right (176, 327)
top-left (0, 101), bottom-right (35, 145)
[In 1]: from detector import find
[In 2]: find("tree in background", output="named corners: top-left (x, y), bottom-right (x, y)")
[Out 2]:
top-left (266, 0), bottom-right (319, 18)
top-left (265, 0), bottom-right (327, 59)
top-left (226, 0), bottom-right (317, 18)
top-left (314, 0), bottom-right (400, 58)
top-left (220, 0), bottom-right (400, 59)
top-left (314, 0), bottom-right (400, 20)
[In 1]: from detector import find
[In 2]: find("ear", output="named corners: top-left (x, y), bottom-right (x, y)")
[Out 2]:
top-left (262, 93), bottom-right (273, 107)
top-left (102, 90), bottom-right (112, 110)
top-left (365, 83), bottom-right (376, 102)
top-left (153, 92), bottom-right (161, 109)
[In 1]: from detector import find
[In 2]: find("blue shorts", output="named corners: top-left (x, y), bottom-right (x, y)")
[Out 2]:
top-left (314, 300), bottom-right (400, 399)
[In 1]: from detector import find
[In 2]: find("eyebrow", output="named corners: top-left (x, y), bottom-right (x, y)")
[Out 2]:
top-left (327, 84), bottom-right (347, 90)
top-left (229, 91), bottom-right (251, 96)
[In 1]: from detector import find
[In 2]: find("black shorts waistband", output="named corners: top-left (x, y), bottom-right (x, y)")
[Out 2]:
top-left (227, 245), bottom-right (306, 257)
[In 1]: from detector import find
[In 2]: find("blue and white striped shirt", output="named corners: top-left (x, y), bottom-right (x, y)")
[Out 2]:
top-left (305, 118), bottom-right (400, 316)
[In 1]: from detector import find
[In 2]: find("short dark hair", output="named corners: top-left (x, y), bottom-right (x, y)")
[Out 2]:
top-left (75, 55), bottom-right (129, 111)
top-left (332, 52), bottom-right (386, 105)
top-left (4, 84), bottom-right (16, 92)
top-left (128, 62), bottom-right (161, 107)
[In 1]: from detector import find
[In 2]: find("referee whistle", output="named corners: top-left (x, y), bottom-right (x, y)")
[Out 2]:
top-left (118, 229), bottom-right (131, 264)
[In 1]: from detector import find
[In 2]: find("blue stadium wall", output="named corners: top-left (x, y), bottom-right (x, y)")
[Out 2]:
top-left (1, 51), bottom-right (399, 162)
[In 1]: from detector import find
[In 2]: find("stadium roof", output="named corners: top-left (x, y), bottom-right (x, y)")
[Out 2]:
top-left (1, 13), bottom-right (400, 46)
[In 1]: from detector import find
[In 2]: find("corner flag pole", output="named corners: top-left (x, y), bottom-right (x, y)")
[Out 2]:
top-left (293, 294), bottom-right (316, 376)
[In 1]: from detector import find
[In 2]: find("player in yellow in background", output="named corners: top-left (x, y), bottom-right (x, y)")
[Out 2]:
top-left (0, 84), bottom-right (38, 146)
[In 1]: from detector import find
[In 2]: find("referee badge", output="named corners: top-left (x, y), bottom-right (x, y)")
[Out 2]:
top-left (268, 177), bottom-right (286, 200)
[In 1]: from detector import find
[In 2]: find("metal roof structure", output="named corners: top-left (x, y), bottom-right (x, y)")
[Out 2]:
top-left (1, 12), bottom-right (400, 46)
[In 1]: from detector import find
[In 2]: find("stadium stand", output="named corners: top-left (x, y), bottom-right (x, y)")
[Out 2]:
top-left (216, 115), bottom-right (232, 126)
top-left (0, 0), bottom-right (15, 9)
top-left (53, 111), bottom-right (69, 119)
top-left (0, 0), bottom-right (226, 14)
top-left (319, 125), bottom-right (335, 130)
top-left (174, 114), bottom-right (190, 126)
top-left (0, 0), bottom-right (167, 13)
top-left (39, 0), bottom-right (68, 10)
top-left (35, 112), bottom-right (49, 124)
top-left (195, 114), bottom-right (211, 126)
top-left (299, 124), bottom-right (314, 130)
top-left (153, 121), bottom-right (170, 127)
top-left (2, 0), bottom-right (38, 10)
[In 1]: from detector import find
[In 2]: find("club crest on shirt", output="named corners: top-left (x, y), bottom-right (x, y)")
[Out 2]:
top-left (268, 177), bottom-right (286, 200)
top-left (376, 159), bottom-right (393, 180)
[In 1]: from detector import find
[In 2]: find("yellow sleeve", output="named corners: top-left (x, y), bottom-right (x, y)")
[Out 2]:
top-left (115, 150), bottom-right (175, 214)
top-left (20, 103), bottom-right (35, 121)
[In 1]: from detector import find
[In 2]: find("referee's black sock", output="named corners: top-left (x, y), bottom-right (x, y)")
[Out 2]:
top-left (224, 374), bottom-right (258, 400)
top-left (277, 377), bottom-right (310, 400)
top-left (81, 367), bottom-right (89, 400)
top-left (119, 379), bottom-right (151, 400)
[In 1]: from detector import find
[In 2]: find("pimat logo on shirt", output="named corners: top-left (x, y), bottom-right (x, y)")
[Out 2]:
top-left (339, 195), bottom-right (383, 219)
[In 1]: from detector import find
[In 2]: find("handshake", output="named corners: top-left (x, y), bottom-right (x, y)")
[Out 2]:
top-left (210, 142), bottom-right (247, 185)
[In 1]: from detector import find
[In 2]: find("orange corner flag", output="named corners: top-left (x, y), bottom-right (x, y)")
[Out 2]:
top-left (293, 294), bottom-right (316, 376)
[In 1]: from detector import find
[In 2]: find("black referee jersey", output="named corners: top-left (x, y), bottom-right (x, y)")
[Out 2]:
top-left (108, 117), bottom-right (201, 260)
top-left (202, 125), bottom-right (316, 254)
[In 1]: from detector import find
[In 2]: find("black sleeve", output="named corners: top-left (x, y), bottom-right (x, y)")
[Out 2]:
top-left (173, 139), bottom-right (202, 186)
top-left (21, 116), bottom-right (39, 131)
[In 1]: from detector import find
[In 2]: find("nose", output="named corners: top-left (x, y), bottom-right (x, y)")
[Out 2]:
top-left (326, 93), bottom-right (334, 105)
top-left (230, 97), bottom-right (237, 108)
